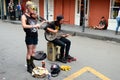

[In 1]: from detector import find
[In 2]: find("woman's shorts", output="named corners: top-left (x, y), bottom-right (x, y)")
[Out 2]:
top-left (25, 37), bottom-right (38, 45)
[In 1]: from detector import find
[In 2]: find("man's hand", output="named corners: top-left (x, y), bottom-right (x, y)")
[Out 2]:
top-left (53, 30), bottom-right (58, 33)
top-left (62, 34), bottom-right (70, 37)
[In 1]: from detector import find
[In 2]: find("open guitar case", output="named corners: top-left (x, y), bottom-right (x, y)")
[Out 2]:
top-left (32, 51), bottom-right (47, 61)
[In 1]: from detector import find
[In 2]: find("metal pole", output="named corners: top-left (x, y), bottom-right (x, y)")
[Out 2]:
top-left (82, 0), bottom-right (86, 32)
top-left (0, 0), bottom-right (1, 19)
top-left (1, 0), bottom-right (4, 20)
top-left (2, 0), bottom-right (4, 19)
top-left (46, 0), bottom-right (48, 20)
top-left (0, 0), bottom-right (3, 20)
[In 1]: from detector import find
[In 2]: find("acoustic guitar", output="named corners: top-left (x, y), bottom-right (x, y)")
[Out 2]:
top-left (44, 31), bottom-right (76, 41)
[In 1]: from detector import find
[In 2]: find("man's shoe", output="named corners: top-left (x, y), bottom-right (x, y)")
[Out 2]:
top-left (66, 55), bottom-right (73, 59)
top-left (66, 55), bottom-right (76, 62)
top-left (57, 57), bottom-right (67, 63)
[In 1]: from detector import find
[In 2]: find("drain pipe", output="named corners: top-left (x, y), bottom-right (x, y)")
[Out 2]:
top-left (82, 0), bottom-right (86, 32)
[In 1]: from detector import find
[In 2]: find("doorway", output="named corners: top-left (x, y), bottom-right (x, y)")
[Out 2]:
top-left (80, 0), bottom-right (89, 26)
top-left (80, 0), bottom-right (84, 26)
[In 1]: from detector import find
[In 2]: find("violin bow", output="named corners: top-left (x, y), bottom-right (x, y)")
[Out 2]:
top-left (38, 16), bottom-right (46, 22)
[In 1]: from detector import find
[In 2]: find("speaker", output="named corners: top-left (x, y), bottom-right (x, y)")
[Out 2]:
top-left (47, 42), bottom-right (60, 61)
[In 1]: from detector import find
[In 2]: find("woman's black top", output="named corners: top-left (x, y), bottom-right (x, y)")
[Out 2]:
top-left (23, 14), bottom-right (38, 38)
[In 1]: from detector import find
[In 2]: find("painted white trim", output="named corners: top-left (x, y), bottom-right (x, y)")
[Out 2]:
top-left (44, 0), bottom-right (54, 21)
top-left (108, 19), bottom-right (120, 31)
top-left (107, 0), bottom-right (120, 31)
top-left (4, 0), bottom-right (6, 15)
top-left (85, 0), bottom-right (89, 27)
top-left (75, 0), bottom-right (80, 25)
top-left (48, 0), bottom-right (54, 21)
top-left (107, 19), bottom-right (117, 31)
top-left (44, 0), bottom-right (46, 19)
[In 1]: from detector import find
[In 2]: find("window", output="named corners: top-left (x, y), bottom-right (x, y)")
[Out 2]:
top-left (110, 0), bottom-right (120, 19)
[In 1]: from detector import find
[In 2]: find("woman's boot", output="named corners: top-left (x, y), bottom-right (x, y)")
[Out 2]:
top-left (30, 57), bottom-right (35, 69)
top-left (26, 59), bottom-right (33, 73)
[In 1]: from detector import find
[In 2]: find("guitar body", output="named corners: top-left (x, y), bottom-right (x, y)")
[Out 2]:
top-left (44, 31), bottom-right (65, 41)
top-left (44, 31), bottom-right (76, 41)
top-left (44, 31), bottom-right (57, 41)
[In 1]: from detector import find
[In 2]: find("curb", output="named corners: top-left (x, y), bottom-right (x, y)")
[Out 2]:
top-left (3, 20), bottom-right (21, 24)
top-left (63, 30), bottom-right (120, 43)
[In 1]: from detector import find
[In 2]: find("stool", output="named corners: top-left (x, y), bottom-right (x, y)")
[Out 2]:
top-left (47, 42), bottom-right (60, 61)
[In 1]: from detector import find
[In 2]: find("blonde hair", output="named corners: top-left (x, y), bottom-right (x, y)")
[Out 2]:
top-left (26, 1), bottom-right (37, 10)
top-left (25, 1), bottom-right (34, 8)
top-left (30, 4), bottom-right (37, 10)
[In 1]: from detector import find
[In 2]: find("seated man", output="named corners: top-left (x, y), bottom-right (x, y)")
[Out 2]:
top-left (94, 16), bottom-right (107, 30)
top-left (44, 15), bottom-right (75, 63)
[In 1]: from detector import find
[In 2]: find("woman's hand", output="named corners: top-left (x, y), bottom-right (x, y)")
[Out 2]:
top-left (33, 24), bottom-right (40, 28)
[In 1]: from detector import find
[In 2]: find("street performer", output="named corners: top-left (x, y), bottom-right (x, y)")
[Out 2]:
top-left (44, 15), bottom-right (76, 63)
top-left (21, 1), bottom-right (46, 73)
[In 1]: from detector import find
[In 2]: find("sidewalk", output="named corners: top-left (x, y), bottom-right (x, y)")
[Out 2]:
top-left (3, 20), bottom-right (120, 43)
top-left (62, 24), bottom-right (120, 43)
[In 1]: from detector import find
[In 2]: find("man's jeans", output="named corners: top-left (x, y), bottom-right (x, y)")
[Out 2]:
top-left (116, 16), bottom-right (120, 33)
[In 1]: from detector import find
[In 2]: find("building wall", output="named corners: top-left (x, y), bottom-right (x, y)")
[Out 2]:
top-left (5, 0), bottom-right (112, 30)
top-left (89, 0), bottom-right (110, 28)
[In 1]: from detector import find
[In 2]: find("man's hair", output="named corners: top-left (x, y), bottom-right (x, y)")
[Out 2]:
top-left (56, 15), bottom-right (64, 21)
top-left (101, 16), bottom-right (105, 19)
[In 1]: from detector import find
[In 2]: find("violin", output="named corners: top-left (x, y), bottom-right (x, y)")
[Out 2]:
top-left (30, 12), bottom-right (46, 22)
top-left (30, 12), bottom-right (49, 29)
top-left (30, 12), bottom-right (38, 20)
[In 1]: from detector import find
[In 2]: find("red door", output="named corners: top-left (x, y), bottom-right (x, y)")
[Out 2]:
top-left (54, 0), bottom-right (75, 24)
top-left (62, 0), bottom-right (70, 23)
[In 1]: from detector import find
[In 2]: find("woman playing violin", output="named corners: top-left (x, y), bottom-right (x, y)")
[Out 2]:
top-left (21, 1), bottom-right (46, 73)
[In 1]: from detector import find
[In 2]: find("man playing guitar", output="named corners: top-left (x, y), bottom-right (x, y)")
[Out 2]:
top-left (44, 15), bottom-right (75, 63)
